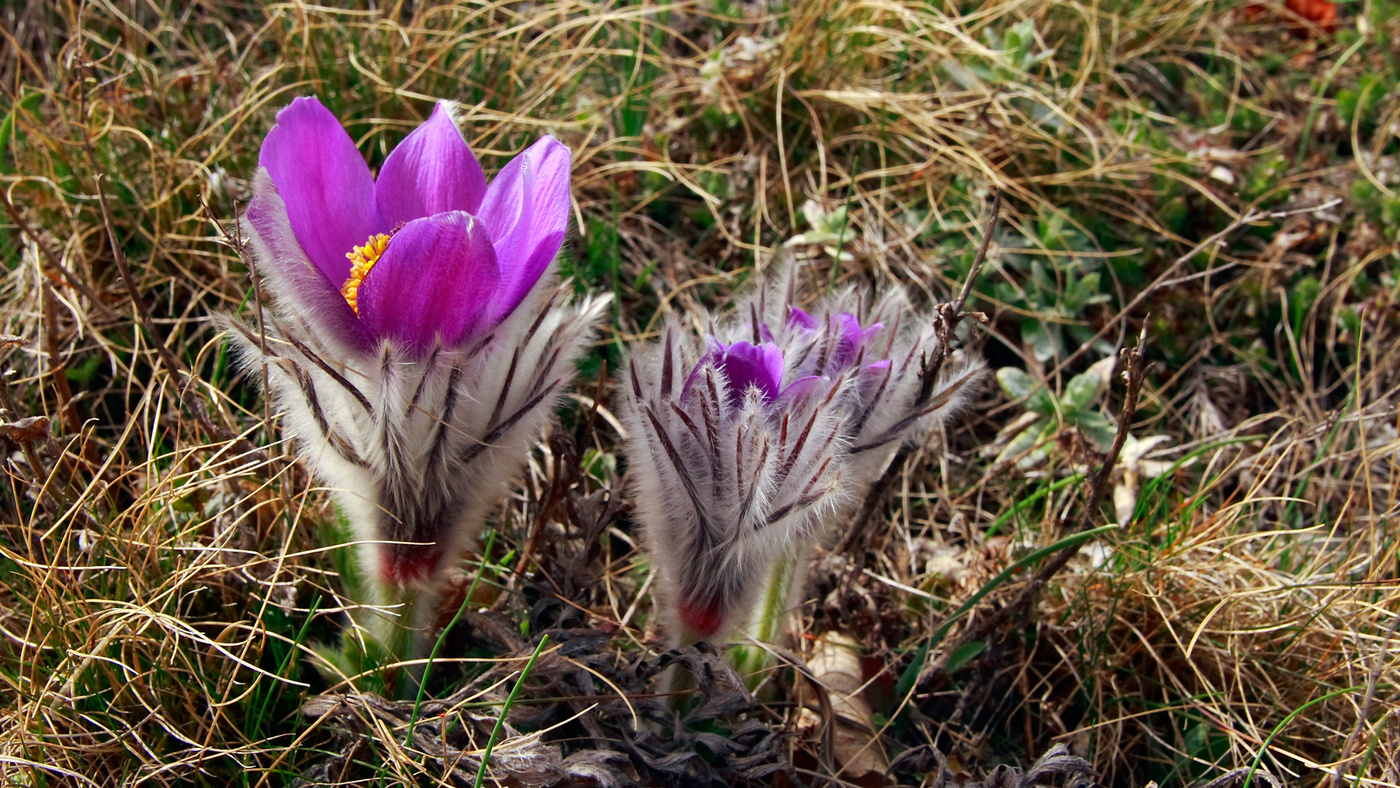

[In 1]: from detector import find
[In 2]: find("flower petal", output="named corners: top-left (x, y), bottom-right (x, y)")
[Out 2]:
top-left (716, 341), bottom-right (785, 407)
top-left (244, 169), bottom-right (372, 352)
top-left (375, 102), bottom-right (487, 229)
top-left (788, 306), bottom-right (819, 331)
top-left (776, 374), bottom-right (827, 406)
top-left (830, 313), bottom-right (884, 370)
top-left (355, 212), bottom-right (501, 355)
top-left (258, 97), bottom-right (378, 286)
top-left (477, 136), bottom-right (572, 322)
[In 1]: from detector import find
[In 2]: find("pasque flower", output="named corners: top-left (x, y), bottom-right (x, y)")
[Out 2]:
top-left (225, 97), bottom-right (605, 623)
top-left (246, 97), bottom-right (573, 358)
top-left (623, 326), bottom-right (848, 644)
top-left (625, 265), bottom-right (985, 650)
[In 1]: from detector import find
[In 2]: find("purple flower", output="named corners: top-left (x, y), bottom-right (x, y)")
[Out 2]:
top-left (246, 97), bottom-right (570, 357)
top-left (682, 340), bottom-right (826, 410)
top-left (225, 97), bottom-right (607, 605)
top-left (711, 341), bottom-right (784, 404)
top-left (623, 327), bottom-right (848, 644)
top-left (744, 271), bottom-right (987, 495)
top-left (624, 263), bottom-right (985, 651)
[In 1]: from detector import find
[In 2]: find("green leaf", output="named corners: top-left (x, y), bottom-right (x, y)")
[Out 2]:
top-left (1022, 420), bottom-right (1059, 468)
top-left (1024, 321), bottom-right (1059, 363)
top-left (995, 423), bottom-right (1043, 467)
top-left (997, 367), bottom-right (1037, 399)
top-left (0, 91), bottom-right (42, 175)
top-left (1077, 410), bottom-right (1117, 450)
top-left (1063, 368), bottom-right (1103, 412)
top-left (944, 640), bottom-right (985, 675)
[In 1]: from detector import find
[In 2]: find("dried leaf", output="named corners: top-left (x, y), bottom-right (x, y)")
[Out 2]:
top-left (0, 416), bottom-right (51, 444)
top-left (798, 632), bottom-right (890, 787)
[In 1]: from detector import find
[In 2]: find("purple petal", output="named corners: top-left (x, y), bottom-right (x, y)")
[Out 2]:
top-left (375, 103), bottom-right (487, 230)
top-left (477, 136), bottom-right (572, 322)
top-left (864, 359), bottom-right (893, 374)
top-left (355, 212), bottom-right (501, 355)
top-left (245, 169), bottom-right (372, 352)
top-left (776, 375), bottom-right (827, 406)
top-left (715, 341), bottom-right (785, 407)
top-left (259, 97), bottom-right (378, 286)
top-left (830, 313), bottom-right (884, 370)
top-left (788, 306), bottom-right (819, 331)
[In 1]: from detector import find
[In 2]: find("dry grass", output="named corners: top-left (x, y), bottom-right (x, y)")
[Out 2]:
top-left (1, 0), bottom-right (1398, 786)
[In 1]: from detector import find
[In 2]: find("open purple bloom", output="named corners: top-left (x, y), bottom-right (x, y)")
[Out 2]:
top-left (246, 97), bottom-right (570, 357)
top-left (226, 98), bottom-right (607, 624)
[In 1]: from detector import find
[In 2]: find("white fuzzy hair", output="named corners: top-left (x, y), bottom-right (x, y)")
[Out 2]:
top-left (621, 323), bottom-right (850, 644)
top-left (726, 263), bottom-right (988, 502)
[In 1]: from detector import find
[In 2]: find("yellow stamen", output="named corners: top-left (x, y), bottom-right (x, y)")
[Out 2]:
top-left (342, 233), bottom-right (391, 315)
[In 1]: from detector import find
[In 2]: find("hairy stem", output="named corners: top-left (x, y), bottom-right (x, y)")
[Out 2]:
top-left (731, 548), bottom-right (804, 690)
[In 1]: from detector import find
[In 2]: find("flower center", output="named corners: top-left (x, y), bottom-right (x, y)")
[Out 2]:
top-left (341, 233), bottom-right (391, 315)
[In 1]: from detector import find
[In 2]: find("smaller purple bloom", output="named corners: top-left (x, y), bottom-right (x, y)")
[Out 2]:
top-left (729, 268), bottom-right (987, 497)
top-left (623, 327), bottom-right (848, 644)
top-left (784, 308), bottom-right (886, 375)
top-left (714, 341), bottom-right (785, 405)
top-left (682, 340), bottom-right (785, 408)
top-left (683, 339), bottom-right (827, 412)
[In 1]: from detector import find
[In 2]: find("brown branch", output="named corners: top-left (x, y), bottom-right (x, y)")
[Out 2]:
top-left (938, 322), bottom-right (1150, 664)
top-left (917, 189), bottom-right (1002, 403)
top-left (836, 191), bottom-right (1002, 559)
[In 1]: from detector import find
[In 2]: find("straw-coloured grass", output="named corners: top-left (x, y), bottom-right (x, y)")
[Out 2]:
top-left (2, 0), bottom-right (1397, 785)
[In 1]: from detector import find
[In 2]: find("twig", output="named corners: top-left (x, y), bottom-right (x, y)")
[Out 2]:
top-left (1328, 612), bottom-right (1400, 788)
top-left (42, 281), bottom-right (79, 435)
top-left (204, 198), bottom-right (287, 512)
top-left (917, 189), bottom-right (1002, 401)
top-left (938, 321), bottom-right (1150, 666)
top-left (836, 190), bottom-right (1001, 558)
top-left (0, 192), bottom-right (122, 322)
top-left (84, 164), bottom-right (264, 462)
top-left (0, 371), bottom-right (75, 517)
top-left (90, 175), bottom-right (189, 381)
top-left (1049, 199), bottom-right (1340, 377)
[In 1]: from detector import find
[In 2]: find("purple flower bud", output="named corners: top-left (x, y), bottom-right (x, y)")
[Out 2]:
top-left (682, 340), bottom-right (786, 408)
top-left (713, 341), bottom-right (785, 405)
top-left (728, 265), bottom-right (987, 497)
top-left (623, 326), bottom-right (848, 644)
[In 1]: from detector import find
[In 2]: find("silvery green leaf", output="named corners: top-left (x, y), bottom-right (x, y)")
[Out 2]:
top-left (1076, 410), bottom-right (1116, 450)
top-left (1062, 370), bottom-right (1101, 412)
top-left (994, 421), bottom-right (1044, 468)
top-left (997, 367), bottom-right (1037, 399)
top-left (1025, 322), bottom-right (1059, 363)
